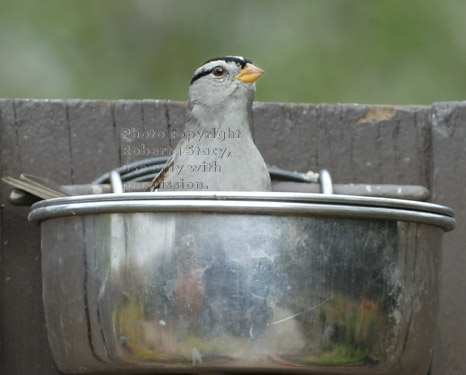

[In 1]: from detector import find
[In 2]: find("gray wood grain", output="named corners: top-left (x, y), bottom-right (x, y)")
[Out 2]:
top-left (430, 101), bottom-right (466, 375)
top-left (66, 100), bottom-right (120, 183)
top-left (254, 103), bottom-right (431, 186)
top-left (14, 99), bottom-right (72, 184)
top-left (0, 99), bottom-right (59, 375)
top-left (114, 99), bottom-right (146, 166)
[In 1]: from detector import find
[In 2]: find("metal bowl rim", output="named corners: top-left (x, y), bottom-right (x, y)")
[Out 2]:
top-left (30, 191), bottom-right (455, 217)
top-left (28, 198), bottom-right (456, 231)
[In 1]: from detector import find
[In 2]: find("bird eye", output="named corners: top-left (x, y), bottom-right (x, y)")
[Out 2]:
top-left (212, 66), bottom-right (225, 77)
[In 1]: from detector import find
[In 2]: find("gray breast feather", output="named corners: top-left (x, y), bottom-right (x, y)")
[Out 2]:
top-left (149, 132), bottom-right (271, 191)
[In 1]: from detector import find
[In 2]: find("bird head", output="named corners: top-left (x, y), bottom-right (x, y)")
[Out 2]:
top-left (188, 56), bottom-right (264, 114)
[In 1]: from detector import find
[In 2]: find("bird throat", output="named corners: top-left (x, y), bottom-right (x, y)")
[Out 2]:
top-left (190, 98), bottom-right (253, 139)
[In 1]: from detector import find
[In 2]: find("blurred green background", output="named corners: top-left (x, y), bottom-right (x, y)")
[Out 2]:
top-left (1, 0), bottom-right (465, 104)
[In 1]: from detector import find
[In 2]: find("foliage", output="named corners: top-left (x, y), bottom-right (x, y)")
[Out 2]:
top-left (1, 0), bottom-right (465, 104)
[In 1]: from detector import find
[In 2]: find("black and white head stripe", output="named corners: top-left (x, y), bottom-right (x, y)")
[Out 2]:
top-left (190, 56), bottom-right (253, 85)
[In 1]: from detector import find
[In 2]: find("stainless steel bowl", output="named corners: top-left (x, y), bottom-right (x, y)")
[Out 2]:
top-left (29, 192), bottom-right (455, 374)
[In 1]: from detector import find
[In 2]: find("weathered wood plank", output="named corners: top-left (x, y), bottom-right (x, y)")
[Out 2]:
top-left (0, 99), bottom-right (60, 375)
top-left (254, 103), bottom-right (431, 186)
top-left (390, 105), bottom-right (431, 187)
top-left (114, 99), bottom-right (145, 166)
top-left (14, 99), bottom-right (72, 184)
top-left (140, 99), bottom-right (173, 154)
top-left (0, 100), bottom-right (22, 175)
top-left (253, 102), bottom-right (319, 174)
top-left (0, 100), bottom-right (16, 374)
top-left (114, 99), bottom-right (175, 167)
top-left (314, 104), bottom-right (365, 182)
top-left (66, 100), bottom-right (120, 183)
top-left (431, 101), bottom-right (466, 375)
top-left (350, 107), bottom-right (383, 183)
top-left (164, 100), bottom-right (187, 147)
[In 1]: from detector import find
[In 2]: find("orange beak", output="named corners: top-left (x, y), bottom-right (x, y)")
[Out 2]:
top-left (236, 63), bottom-right (264, 82)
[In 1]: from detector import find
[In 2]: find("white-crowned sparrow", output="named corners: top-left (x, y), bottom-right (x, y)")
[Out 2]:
top-left (149, 56), bottom-right (271, 191)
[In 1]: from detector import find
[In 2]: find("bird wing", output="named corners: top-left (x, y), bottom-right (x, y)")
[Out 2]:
top-left (147, 158), bottom-right (174, 191)
top-left (147, 138), bottom-right (187, 191)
